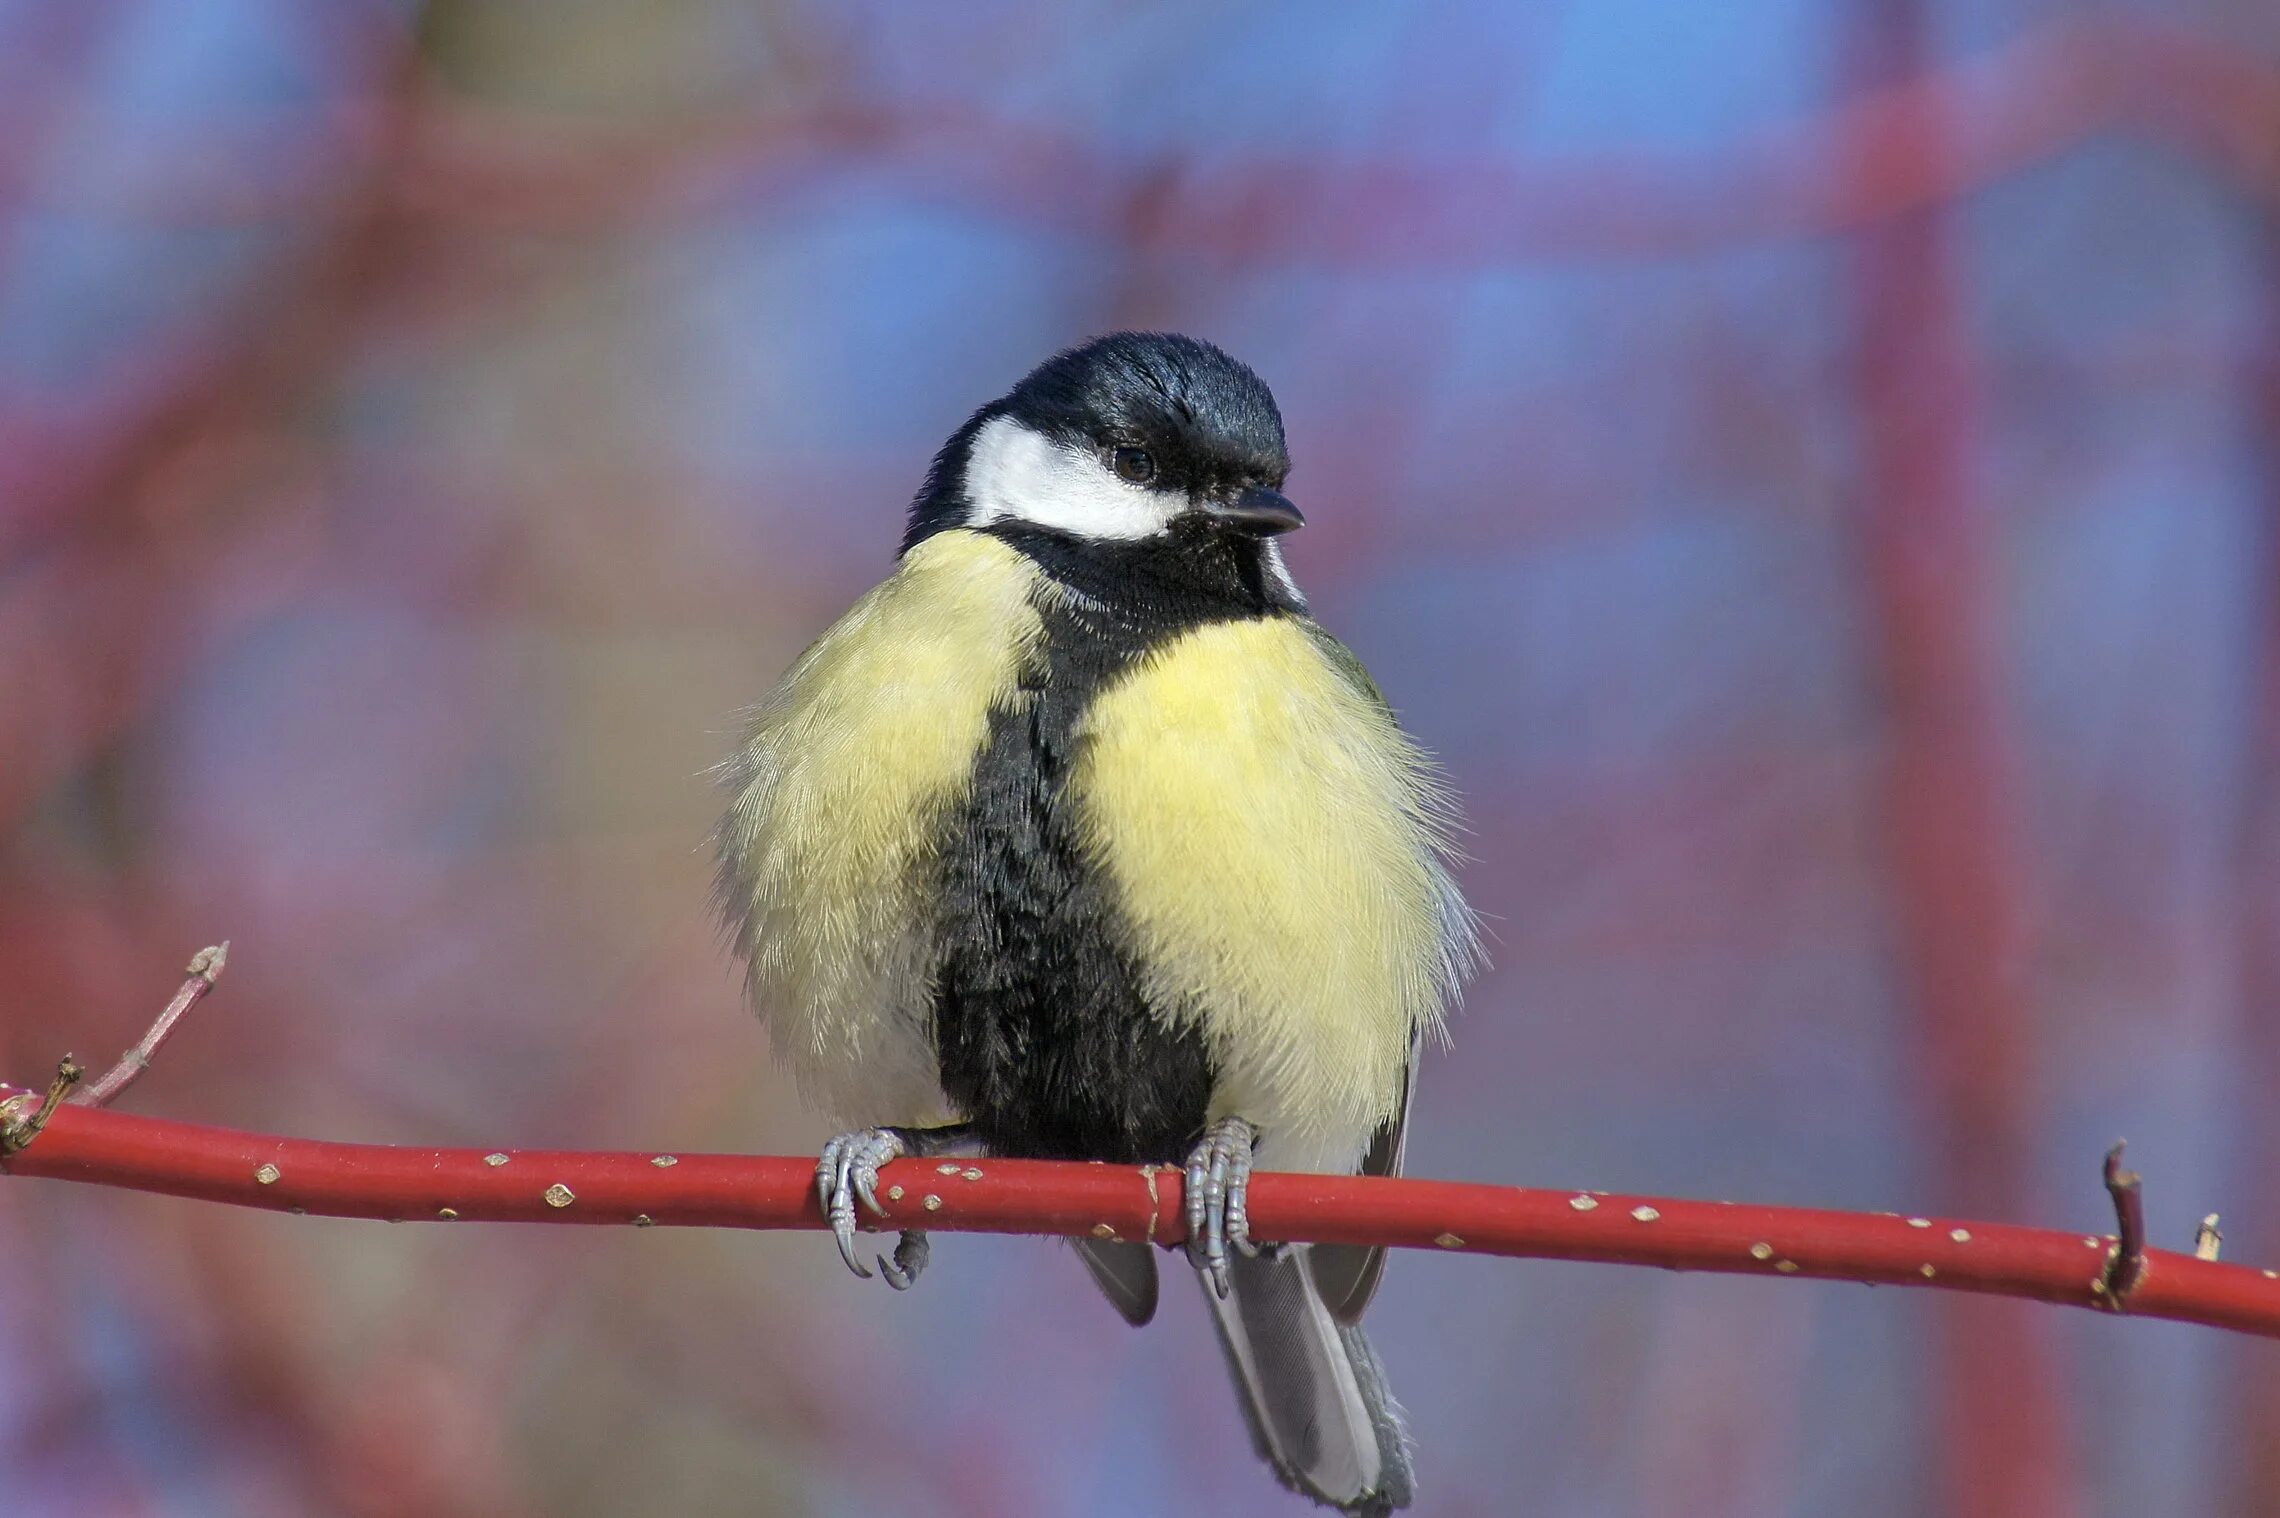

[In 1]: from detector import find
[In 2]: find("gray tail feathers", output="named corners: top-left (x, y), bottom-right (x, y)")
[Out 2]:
top-left (1202, 1246), bottom-right (1416, 1516)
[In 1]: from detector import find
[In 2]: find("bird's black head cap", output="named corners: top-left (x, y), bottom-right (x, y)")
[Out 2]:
top-left (904, 332), bottom-right (1291, 553)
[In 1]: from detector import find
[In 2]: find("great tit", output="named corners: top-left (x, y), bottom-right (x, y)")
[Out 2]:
top-left (716, 332), bottom-right (1476, 1515)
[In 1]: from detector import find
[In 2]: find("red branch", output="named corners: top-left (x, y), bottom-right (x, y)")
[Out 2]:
top-left (7, 957), bottom-right (2271, 1341)
top-left (3, 1089), bottom-right (2275, 1339)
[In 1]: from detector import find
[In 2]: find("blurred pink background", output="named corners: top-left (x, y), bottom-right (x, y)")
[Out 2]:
top-left (3, 3), bottom-right (2277, 1515)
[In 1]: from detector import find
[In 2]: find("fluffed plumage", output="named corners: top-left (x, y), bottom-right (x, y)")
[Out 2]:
top-left (716, 332), bottom-right (1477, 1514)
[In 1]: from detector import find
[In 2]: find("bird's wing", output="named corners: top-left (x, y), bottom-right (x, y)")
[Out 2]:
top-left (1292, 619), bottom-right (1441, 1324)
top-left (1296, 617), bottom-right (1393, 712)
top-left (1307, 1037), bottom-right (1416, 1326)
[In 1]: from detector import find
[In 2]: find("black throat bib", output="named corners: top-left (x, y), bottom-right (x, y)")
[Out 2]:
top-left (926, 523), bottom-right (1299, 1162)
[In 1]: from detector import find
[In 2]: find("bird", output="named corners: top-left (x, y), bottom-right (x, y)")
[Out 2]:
top-left (715, 331), bottom-right (1476, 1516)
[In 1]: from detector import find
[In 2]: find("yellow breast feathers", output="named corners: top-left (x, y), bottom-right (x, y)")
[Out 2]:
top-left (1072, 617), bottom-right (1475, 1175)
top-left (718, 530), bottom-right (1044, 1124)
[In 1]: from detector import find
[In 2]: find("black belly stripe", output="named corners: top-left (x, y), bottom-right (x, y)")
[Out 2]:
top-left (926, 520), bottom-right (1301, 1164)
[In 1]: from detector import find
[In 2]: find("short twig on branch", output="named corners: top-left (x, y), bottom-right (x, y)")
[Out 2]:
top-left (2, 942), bottom-right (227, 1153)
top-left (5, 950), bottom-right (2279, 1345)
top-left (72, 943), bottom-right (228, 1110)
top-left (2101, 1140), bottom-right (2149, 1307)
top-left (0, 1058), bottom-right (83, 1156)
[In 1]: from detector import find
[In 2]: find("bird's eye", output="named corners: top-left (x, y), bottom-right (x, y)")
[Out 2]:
top-left (1110, 447), bottom-right (1157, 485)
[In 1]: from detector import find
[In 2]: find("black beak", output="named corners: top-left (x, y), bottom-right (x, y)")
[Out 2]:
top-left (1195, 486), bottom-right (1304, 538)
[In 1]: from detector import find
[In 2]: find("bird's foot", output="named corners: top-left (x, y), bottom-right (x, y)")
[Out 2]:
top-left (1184, 1115), bottom-right (1260, 1300)
top-left (815, 1124), bottom-right (968, 1290)
top-left (817, 1128), bottom-right (906, 1282)
top-left (877, 1227), bottom-right (929, 1290)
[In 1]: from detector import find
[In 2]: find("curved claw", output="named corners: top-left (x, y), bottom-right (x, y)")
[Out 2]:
top-left (1184, 1117), bottom-right (1257, 1300)
top-left (878, 1229), bottom-right (930, 1291)
top-left (815, 1128), bottom-right (910, 1282)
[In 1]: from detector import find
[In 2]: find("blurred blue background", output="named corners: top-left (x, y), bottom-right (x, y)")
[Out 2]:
top-left (3, 3), bottom-right (2277, 1515)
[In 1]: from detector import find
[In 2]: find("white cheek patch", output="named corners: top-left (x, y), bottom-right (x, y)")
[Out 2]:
top-left (962, 414), bottom-right (1182, 540)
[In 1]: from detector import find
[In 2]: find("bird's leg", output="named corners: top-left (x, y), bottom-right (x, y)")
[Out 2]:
top-left (1184, 1115), bottom-right (1260, 1300)
top-left (816, 1122), bottom-right (972, 1290)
